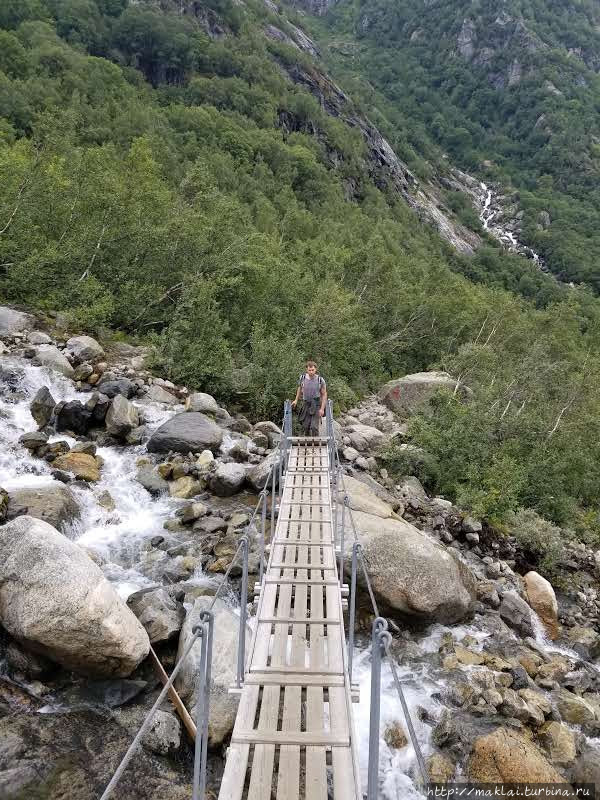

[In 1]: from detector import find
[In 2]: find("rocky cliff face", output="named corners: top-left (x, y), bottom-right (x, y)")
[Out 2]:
top-left (455, 12), bottom-right (546, 89)
top-left (263, 20), bottom-right (481, 253)
top-left (285, 0), bottom-right (339, 16)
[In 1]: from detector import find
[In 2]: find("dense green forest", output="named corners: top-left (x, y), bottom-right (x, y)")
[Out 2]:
top-left (2, 0), bottom-right (600, 541)
top-left (312, 0), bottom-right (600, 289)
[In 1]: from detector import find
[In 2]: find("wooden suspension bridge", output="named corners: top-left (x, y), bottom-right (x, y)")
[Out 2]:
top-left (218, 435), bottom-right (362, 800)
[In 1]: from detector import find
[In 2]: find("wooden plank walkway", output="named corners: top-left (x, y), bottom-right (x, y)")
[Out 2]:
top-left (218, 438), bottom-right (361, 800)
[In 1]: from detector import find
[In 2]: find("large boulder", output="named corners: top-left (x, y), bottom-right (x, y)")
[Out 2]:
top-left (32, 345), bottom-right (74, 378)
top-left (185, 392), bottom-right (219, 414)
top-left (0, 710), bottom-right (193, 800)
top-left (105, 395), bottom-right (139, 439)
top-left (147, 412), bottom-right (223, 454)
top-left (336, 474), bottom-right (394, 518)
top-left (538, 721), bottom-right (576, 767)
top-left (247, 451), bottom-right (279, 491)
top-left (567, 626), bottom-right (600, 661)
top-left (142, 710), bottom-right (181, 756)
top-left (552, 689), bottom-right (597, 725)
top-left (209, 463), bottom-right (247, 497)
top-left (0, 516), bottom-right (149, 676)
top-left (0, 306), bottom-right (34, 337)
top-left (65, 335), bottom-right (104, 364)
top-left (96, 378), bottom-right (136, 399)
top-left (127, 588), bottom-right (184, 644)
top-left (169, 476), bottom-right (203, 499)
top-left (28, 330), bottom-right (52, 344)
top-left (145, 384), bottom-right (177, 405)
top-left (253, 421), bottom-right (282, 448)
top-left (20, 430), bottom-right (49, 451)
top-left (499, 590), bottom-right (535, 638)
top-left (175, 597), bottom-right (250, 745)
top-left (572, 750), bottom-right (600, 789)
top-left (467, 727), bottom-right (568, 783)
top-left (30, 386), bottom-right (56, 428)
top-left (345, 423), bottom-right (385, 452)
top-left (55, 400), bottom-right (92, 434)
top-left (344, 510), bottom-right (476, 623)
top-left (524, 571), bottom-right (559, 640)
top-left (378, 371), bottom-right (468, 416)
top-left (7, 484), bottom-right (80, 530)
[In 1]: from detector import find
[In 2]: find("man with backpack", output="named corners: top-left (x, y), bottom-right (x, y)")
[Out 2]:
top-left (291, 361), bottom-right (327, 437)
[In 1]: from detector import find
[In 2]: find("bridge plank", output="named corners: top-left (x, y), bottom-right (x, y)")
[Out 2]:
top-left (247, 685), bottom-right (279, 800)
top-left (219, 684), bottom-right (260, 800)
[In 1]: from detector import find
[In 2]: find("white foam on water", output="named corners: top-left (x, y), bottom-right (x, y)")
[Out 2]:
top-left (0, 357), bottom-right (182, 594)
top-left (352, 643), bottom-right (445, 799)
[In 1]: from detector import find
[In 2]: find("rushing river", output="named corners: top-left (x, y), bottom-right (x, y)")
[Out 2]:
top-left (0, 358), bottom-right (179, 597)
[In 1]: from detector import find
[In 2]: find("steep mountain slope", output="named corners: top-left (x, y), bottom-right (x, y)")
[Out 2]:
top-left (309, 0), bottom-right (600, 288)
top-left (3, 0), bottom-right (600, 532)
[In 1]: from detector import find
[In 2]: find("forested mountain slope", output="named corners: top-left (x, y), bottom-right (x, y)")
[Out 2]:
top-left (2, 0), bottom-right (600, 536)
top-left (310, 0), bottom-right (600, 288)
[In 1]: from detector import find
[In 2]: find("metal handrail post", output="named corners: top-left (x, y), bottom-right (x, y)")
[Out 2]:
top-left (332, 464), bottom-right (338, 547)
top-left (327, 399), bottom-right (335, 472)
top-left (200, 612), bottom-right (213, 800)
top-left (284, 400), bottom-right (292, 470)
top-left (367, 617), bottom-right (391, 800)
top-left (259, 479), bottom-right (267, 585)
top-left (338, 491), bottom-right (346, 586)
top-left (270, 460), bottom-right (275, 546)
top-left (191, 625), bottom-right (205, 800)
top-left (192, 609), bottom-right (213, 800)
top-left (348, 541), bottom-right (359, 686)
top-left (236, 537), bottom-right (249, 689)
top-left (278, 409), bottom-right (284, 506)
top-left (278, 448), bottom-right (283, 506)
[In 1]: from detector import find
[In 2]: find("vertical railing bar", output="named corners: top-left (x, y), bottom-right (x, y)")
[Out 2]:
top-left (332, 464), bottom-right (338, 549)
top-left (338, 491), bottom-right (346, 585)
top-left (270, 460), bottom-right (275, 555)
top-left (278, 446), bottom-right (283, 505)
top-left (259, 477), bottom-right (267, 585)
top-left (192, 624), bottom-right (207, 800)
top-left (348, 541), bottom-right (359, 685)
top-left (237, 537), bottom-right (249, 689)
top-left (199, 612), bottom-right (213, 800)
top-left (367, 617), bottom-right (389, 800)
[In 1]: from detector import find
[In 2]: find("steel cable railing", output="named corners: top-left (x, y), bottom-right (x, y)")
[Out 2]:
top-left (100, 538), bottom-right (245, 800)
top-left (101, 405), bottom-right (291, 800)
top-left (325, 400), bottom-right (429, 796)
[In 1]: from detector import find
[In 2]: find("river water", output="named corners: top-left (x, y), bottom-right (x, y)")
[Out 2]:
top-left (0, 358), bottom-right (178, 597)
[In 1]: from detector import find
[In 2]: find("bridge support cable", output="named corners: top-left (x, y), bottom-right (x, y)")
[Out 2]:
top-left (100, 406), bottom-right (289, 800)
top-left (325, 400), bottom-right (430, 795)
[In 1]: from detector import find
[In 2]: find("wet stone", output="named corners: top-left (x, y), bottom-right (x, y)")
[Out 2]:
top-left (19, 431), bottom-right (48, 450)
top-left (193, 516), bottom-right (228, 534)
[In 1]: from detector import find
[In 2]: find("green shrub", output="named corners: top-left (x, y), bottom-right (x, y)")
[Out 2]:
top-left (505, 508), bottom-right (564, 574)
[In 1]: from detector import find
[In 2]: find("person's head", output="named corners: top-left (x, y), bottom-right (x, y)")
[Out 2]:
top-left (306, 360), bottom-right (317, 378)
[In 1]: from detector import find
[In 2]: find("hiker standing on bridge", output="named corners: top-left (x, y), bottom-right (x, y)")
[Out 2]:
top-left (292, 361), bottom-right (327, 437)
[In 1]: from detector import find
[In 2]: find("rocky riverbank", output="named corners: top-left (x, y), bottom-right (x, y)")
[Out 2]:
top-left (0, 307), bottom-right (599, 799)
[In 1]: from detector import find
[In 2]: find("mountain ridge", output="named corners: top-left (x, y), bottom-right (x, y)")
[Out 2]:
top-left (307, 0), bottom-right (600, 288)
